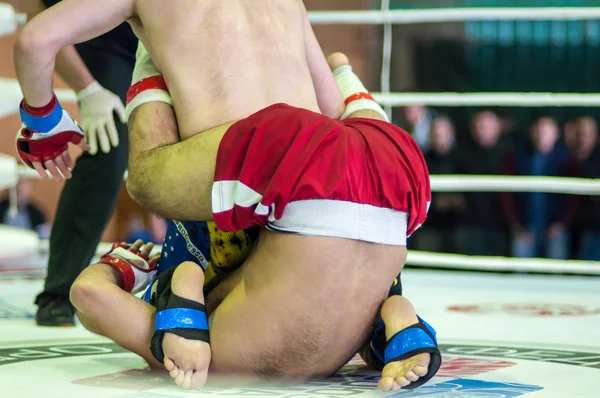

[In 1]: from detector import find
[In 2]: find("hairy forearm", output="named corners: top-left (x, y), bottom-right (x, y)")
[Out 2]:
top-left (126, 103), bottom-right (196, 220)
top-left (14, 29), bottom-right (57, 107)
top-left (55, 45), bottom-right (95, 93)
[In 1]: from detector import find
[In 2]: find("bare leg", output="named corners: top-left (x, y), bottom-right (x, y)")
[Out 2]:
top-left (126, 102), bottom-right (232, 221)
top-left (161, 262), bottom-right (211, 389)
top-left (70, 263), bottom-right (162, 369)
top-left (207, 230), bottom-right (405, 380)
top-left (328, 52), bottom-right (432, 391)
top-left (377, 296), bottom-right (430, 391)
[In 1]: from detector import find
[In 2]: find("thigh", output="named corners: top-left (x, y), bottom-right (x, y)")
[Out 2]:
top-left (208, 230), bottom-right (402, 378)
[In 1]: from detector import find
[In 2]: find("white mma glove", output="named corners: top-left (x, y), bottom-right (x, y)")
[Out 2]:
top-left (77, 81), bottom-right (126, 155)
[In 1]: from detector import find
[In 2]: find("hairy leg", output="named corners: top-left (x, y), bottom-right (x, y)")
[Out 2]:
top-left (70, 263), bottom-right (162, 369)
top-left (207, 230), bottom-right (405, 380)
top-left (126, 102), bottom-right (231, 221)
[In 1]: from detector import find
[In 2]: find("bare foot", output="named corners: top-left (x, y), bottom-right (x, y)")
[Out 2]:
top-left (377, 296), bottom-right (431, 391)
top-left (162, 261), bottom-right (211, 388)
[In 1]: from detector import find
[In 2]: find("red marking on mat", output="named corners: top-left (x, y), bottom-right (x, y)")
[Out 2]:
top-left (344, 92), bottom-right (375, 105)
top-left (72, 369), bottom-right (169, 391)
top-left (126, 75), bottom-right (169, 105)
top-left (439, 356), bottom-right (516, 377)
top-left (448, 303), bottom-right (600, 317)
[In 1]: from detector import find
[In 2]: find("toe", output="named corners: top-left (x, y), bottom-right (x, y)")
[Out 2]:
top-left (182, 370), bottom-right (194, 389)
top-left (191, 369), bottom-right (208, 389)
top-left (175, 368), bottom-right (186, 385)
top-left (377, 376), bottom-right (395, 392)
top-left (164, 357), bottom-right (175, 372)
top-left (169, 365), bottom-right (179, 379)
top-left (395, 376), bottom-right (410, 388)
top-left (405, 370), bottom-right (419, 382)
top-left (413, 365), bottom-right (428, 377)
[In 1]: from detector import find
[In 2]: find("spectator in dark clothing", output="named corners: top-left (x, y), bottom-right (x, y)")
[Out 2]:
top-left (501, 115), bottom-right (570, 259)
top-left (0, 179), bottom-right (48, 236)
top-left (413, 115), bottom-right (463, 253)
top-left (399, 104), bottom-right (435, 153)
top-left (567, 117), bottom-right (600, 260)
top-left (455, 110), bottom-right (509, 256)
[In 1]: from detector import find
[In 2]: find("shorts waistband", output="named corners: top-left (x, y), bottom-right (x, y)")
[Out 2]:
top-left (267, 199), bottom-right (408, 246)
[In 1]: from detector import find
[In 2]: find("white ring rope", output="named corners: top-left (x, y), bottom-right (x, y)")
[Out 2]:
top-left (371, 92), bottom-right (600, 107)
top-left (308, 8), bottom-right (600, 25)
top-left (406, 251), bottom-right (600, 275)
top-left (7, 7), bottom-right (600, 29)
top-left (430, 175), bottom-right (600, 195)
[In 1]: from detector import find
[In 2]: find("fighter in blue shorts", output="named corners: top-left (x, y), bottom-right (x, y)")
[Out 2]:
top-left (97, 218), bottom-right (441, 391)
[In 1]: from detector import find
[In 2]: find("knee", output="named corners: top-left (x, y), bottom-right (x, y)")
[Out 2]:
top-left (69, 265), bottom-right (116, 314)
top-left (70, 279), bottom-right (99, 314)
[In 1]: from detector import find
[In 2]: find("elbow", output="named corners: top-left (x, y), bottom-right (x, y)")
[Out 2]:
top-left (126, 168), bottom-right (151, 209)
top-left (126, 158), bottom-right (160, 213)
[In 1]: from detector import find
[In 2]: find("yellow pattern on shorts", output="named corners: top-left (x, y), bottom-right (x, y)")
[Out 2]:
top-left (203, 221), bottom-right (256, 291)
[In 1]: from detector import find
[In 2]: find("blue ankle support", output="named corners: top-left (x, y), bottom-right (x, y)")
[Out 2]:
top-left (384, 317), bottom-right (437, 364)
top-left (154, 308), bottom-right (209, 332)
top-left (150, 292), bottom-right (210, 363)
top-left (382, 316), bottom-right (442, 390)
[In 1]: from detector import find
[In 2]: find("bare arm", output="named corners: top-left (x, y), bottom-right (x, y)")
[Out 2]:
top-left (302, 9), bottom-right (344, 119)
top-left (126, 102), bottom-right (216, 221)
top-left (15, 0), bottom-right (135, 107)
top-left (27, 0), bottom-right (95, 93)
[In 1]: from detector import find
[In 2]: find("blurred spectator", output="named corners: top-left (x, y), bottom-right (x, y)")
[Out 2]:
top-left (569, 117), bottom-right (600, 260)
top-left (413, 116), bottom-right (463, 253)
top-left (0, 179), bottom-right (50, 237)
top-left (501, 115), bottom-right (570, 259)
top-left (400, 104), bottom-right (435, 152)
top-left (455, 110), bottom-right (509, 256)
top-left (571, 117), bottom-right (598, 162)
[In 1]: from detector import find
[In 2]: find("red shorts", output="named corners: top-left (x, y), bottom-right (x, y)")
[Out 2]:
top-left (212, 104), bottom-right (431, 246)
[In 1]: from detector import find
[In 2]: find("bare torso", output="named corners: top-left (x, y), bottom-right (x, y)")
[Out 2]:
top-left (129, 0), bottom-right (319, 139)
top-left (125, 0), bottom-right (405, 374)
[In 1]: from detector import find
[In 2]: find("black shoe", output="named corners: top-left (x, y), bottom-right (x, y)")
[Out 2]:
top-left (35, 296), bottom-right (75, 327)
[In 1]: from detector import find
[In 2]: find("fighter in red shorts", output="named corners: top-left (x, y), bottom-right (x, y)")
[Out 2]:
top-left (68, 51), bottom-right (441, 390)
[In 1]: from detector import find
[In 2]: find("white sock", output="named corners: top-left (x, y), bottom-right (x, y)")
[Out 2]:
top-left (333, 65), bottom-right (388, 122)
